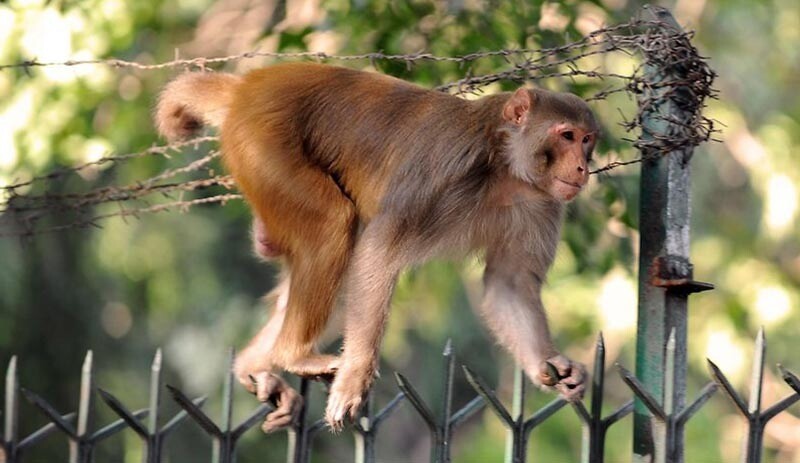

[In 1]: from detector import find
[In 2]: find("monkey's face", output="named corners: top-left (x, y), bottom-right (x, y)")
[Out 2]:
top-left (539, 122), bottom-right (595, 202)
top-left (507, 121), bottom-right (596, 203)
top-left (501, 88), bottom-right (597, 203)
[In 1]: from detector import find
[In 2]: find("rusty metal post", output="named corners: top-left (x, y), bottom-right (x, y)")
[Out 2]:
top-left (633, 6), bottom-right (714, 462)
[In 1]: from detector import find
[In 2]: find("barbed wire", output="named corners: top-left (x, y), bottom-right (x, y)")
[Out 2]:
top-left (0, 21), bottom-right (654, 73)
top-left (0, 18), bottom-right (717, 237)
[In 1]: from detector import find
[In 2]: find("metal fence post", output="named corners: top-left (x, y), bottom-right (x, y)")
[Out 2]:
top-left (167, 349), bottom-right (271, 463)
top-left (286, 378), bottom-right (327, 463)
top-left (708, 330), bottom-right (800, 463)
top-left (396, 341), bottom-right (484, 463)
top-left (571, 333), bottom-right (634, 463)
top-left (633, 6), bottom-right (714, 462)
top-left (352, 388), bottom-right (404, 463)
top-left (99, 349), bottom-right (206, 463)
top-left (464, 365), bottom-right (566, 463)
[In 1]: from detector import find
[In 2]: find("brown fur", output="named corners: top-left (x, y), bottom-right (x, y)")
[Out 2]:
top-left (154, 63), bottom-right (599, 429)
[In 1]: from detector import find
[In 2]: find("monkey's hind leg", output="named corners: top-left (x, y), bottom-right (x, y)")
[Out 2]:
top-left (223, 113), bottom-right (358, 376)
top-left (273, 220), bottom-right (355, 377)
top-left (254, 165), bottom-right (357, 378)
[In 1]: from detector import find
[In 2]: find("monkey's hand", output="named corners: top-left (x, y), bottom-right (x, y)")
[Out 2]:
top-left (245, 372), bottom-right (304, 433)
top-left (324, 363), bottom-right (374, 431)
top-left (538, 354), bottom-right (587, 402)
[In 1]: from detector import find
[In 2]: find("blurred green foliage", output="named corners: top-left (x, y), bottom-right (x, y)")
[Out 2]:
top-left (0, 0), bottom-right (799, 462)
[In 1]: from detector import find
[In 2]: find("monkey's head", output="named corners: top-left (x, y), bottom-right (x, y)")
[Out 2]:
top-left (501, 88), bottom-right (599, 202)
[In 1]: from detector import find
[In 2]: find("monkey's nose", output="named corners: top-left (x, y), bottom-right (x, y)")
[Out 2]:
top-left (577, 165), bottom-right (585, 173)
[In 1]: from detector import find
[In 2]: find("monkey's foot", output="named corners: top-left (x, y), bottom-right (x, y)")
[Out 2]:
top-left (233, 355), bottom-right (303, 432)
top-left (324, 366), bottom-right (373, 431)
top-left (246, 371), bottom-right (304, 433)
top-left (538, 354), bottom-right (586, 402)
top-left (284, 354), bottom-right (341, 380)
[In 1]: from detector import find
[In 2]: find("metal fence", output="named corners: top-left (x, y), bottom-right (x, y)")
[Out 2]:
top-left (3, 6), bottom-right (799, 463)
top-left (3, 331), bottom-right (800, 463)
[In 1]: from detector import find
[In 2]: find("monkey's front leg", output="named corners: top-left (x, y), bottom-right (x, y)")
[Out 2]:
top-left (324, 227), bottom-right (401, 430)
top-left (479, 259), bottom-right (586, 401)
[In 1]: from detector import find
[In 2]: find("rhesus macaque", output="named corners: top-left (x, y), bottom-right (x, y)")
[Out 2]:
top-left (155, 63), bottom-right (598, 431)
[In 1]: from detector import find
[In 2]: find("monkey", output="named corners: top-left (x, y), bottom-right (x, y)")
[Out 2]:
top-left (155, 62), bottom-right (598, 431)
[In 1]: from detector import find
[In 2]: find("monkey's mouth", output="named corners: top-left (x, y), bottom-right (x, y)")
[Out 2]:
top-left (555, 178), bottom-right (583, 189)
top-left (552, 178), bottom-right (584, 201)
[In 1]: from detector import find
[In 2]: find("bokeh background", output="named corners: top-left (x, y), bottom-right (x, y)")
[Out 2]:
top-left (1, 0), bottom-right (799, 462)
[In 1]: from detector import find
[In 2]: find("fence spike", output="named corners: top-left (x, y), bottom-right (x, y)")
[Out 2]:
top-left (462, 366), bottom-right (514, 427)
top-left (591, 333), bottom-right (606, 420)
top-left (20, 388), bottom-right (77, 438)
top-left (4, 356), bottom-right (18, 447)
top-left (748, 328), bottom-right (766, 415)
top-left (97, 388), bottom-right (148, 438)
top-left (166, 384), bottom-right (222, 437)
top-left (706, 359), bottom-right (748, 416)
top-left (78, 350), bottom-right (94, 439)
top-left (778, 364), bottom-right (800, 394)
top-left (161, 396), bottom-right (207, 436)
top-left (90, 407), bottom-right (149, 442)
top-left (149, 348), bottom-right (162, 433)
top-left (616, 365), bottom-right (665, 421)
top-left (394, 372), bottom-right (438, 433)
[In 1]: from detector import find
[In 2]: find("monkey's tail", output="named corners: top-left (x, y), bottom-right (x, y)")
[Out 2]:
top-left (154, 72), bottom-right (243, 141)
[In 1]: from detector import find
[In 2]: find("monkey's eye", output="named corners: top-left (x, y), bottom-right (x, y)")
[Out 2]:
top-left (561, 131), bottom-right (575, 141)
top-left (582, 135), bottom-right (592, 144)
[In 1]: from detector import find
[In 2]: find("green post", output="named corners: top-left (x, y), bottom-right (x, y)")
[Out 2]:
top-left (633, 6), bottom-right (713, 462)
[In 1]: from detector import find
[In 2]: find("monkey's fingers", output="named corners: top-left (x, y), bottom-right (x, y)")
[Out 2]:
top-left (251, 371), bottom-right (280, 403)
top-left (555, 379), bottom-right (586, 402)
top-left (543, 356), bottom-right (587, 402)
top-left (248, 372), bottom-right (305, 433)
top-left (560, 364), bottom-right (586, 387)
top-left (262, 387), bottom-right (304, 433)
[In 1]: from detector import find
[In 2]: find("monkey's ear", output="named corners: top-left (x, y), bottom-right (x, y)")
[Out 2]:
top-left (503, 88), bottom-right (533, 126)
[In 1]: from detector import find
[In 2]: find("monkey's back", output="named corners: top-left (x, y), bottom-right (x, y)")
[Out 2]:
top-left (223, 63), bottom-right (488, 220)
